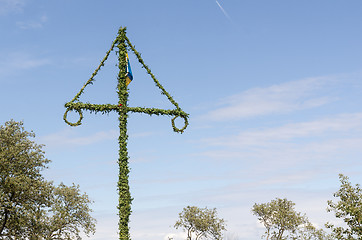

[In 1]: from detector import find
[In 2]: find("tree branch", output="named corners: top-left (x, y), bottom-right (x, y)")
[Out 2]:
top-left (187, 226), bottom-right (193, 240)
top-left (0, 208), bottom-right (8, 235)
top-left (195, 232), bottom-right (204, 240)
top-left (0, 192), bottom-right (14, 235)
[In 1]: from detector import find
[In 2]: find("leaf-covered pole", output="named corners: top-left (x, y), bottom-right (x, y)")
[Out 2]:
top-left (63, 26), bottom-right (189, 240)
top-left (116, 27), bottom-right (132, 240)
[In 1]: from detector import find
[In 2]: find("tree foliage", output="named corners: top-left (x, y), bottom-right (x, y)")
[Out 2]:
top-left (326, 174), bottom-right (362, 239)
top-left (0, 120), bottom-right (96, 239)
top-left (252, 198), bottom-right (307, 240)
top-left (290, 222), bottom-right (333, 240)
top-left (174, 206), bottom-right (226, 240)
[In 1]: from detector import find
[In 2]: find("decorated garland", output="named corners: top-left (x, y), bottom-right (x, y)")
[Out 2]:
top-left (63, 27), bottom-right (189, 240)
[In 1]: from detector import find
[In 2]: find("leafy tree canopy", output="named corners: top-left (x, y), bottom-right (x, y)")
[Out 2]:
top-left (252, 198), bottom-right (331, 240)
top-left (174, 206), bottom-right (226, 240)
top-left (326, 174), bottom-right (361, 239)
top-left (0, 120), bottom-right (96, 239)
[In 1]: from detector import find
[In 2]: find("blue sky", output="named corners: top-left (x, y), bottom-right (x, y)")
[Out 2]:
top-left (1, 0), bottom-right (362, 239)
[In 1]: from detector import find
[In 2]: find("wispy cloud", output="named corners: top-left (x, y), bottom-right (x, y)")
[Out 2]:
top-left (16, 15), bottom-right (48, 29)
top-left (215, 0), bottom-right (233, 23)
top-left (200, 112), bottom-right (362, 177)
top-left (0, 52), bottom-right (51, 79)
top-left (205, 113), bottom-right (362, 147)
top-left (38, 129), bottom-right (118, 149)
top-left (201, 76), bottom-right (336, 121)
top-left (0, 0), bottom-right (26, 15)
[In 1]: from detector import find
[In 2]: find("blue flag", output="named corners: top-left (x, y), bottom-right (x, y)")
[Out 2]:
top-left (126, 52), bottom-right (133, 86)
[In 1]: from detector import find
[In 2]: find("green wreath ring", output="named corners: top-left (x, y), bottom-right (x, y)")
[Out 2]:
top-left (171, 115), bottom-right (189, 133)
top-left (64, 108), bottom-right (83, 126)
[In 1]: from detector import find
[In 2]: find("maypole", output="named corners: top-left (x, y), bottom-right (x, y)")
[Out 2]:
top-left (63, 27), bottom-right (189, 239)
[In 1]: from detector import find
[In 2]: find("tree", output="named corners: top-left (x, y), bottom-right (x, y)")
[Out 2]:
top-left (174, 206), bottom-right (226, 240)
top-left (326, 174), bottom-right (362, 239)
top-left (0, 120), bottom-right (96, 239)
top-left (252, 198), bottom-right (307, 240)
top-left (290, 222), bottom-right (333, 240)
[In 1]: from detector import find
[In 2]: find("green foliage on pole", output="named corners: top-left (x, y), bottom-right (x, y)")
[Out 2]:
top-left (116, 27), bottom-right (132, 240)
top-left (63, 27), bottom-right (189, 133)
top-left (63, 27), bottom-right (189, 240)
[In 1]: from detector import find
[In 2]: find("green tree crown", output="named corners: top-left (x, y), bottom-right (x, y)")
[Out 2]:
top-left (326, 174), bottom-right (362, 239)
top-left (174, 206), bottom-right (226, 240)
top-left (0, 120), bottom-right (96, 239)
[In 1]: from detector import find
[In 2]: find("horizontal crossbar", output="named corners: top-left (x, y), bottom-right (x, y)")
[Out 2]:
top-left (64, 102), bottom-right (188, 117)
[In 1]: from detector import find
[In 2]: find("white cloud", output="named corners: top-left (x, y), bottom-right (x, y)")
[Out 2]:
top-left (202, 76), bottom-right (336, 121)
top-left (38, 128), bottom-right (118, 149)
top-left (198, 112), bottom-right (362, 182)
top-left (0, 0), bottom-right (26, 15)
top-left (0, 52), bottom-right (51, 78)
top-left (204, 113), bottom-right (362, 147)
top-left (16, 15), bottom-right (48, 29)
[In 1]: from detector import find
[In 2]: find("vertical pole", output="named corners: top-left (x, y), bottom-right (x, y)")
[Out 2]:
top-left (116, 27), bottom-right (132, 240)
